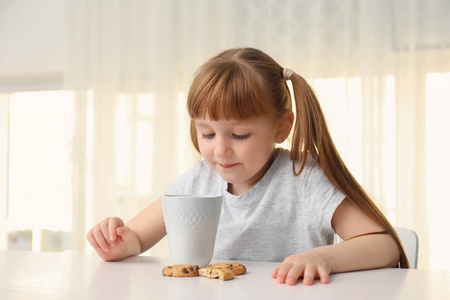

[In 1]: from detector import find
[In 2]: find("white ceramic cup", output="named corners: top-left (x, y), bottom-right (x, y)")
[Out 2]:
top-left (162, 195), bottom-right (222, 267)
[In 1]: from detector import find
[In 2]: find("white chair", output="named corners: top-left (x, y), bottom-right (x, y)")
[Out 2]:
top-left (395, 227), bottom-right (419, 269)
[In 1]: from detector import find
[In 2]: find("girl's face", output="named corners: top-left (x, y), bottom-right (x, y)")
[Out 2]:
top-left (194, 115), bottom-right (280, 196)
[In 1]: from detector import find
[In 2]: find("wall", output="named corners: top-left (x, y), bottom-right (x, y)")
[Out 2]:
top-left (0, 0), bottom-right (67, 90)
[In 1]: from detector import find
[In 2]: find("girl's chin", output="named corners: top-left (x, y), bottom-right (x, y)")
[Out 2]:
top-left (216, 172), bottom-right (243, 184)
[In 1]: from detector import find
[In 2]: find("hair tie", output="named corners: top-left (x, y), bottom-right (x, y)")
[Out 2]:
top-left (283, 68), bottom-right (295, 80)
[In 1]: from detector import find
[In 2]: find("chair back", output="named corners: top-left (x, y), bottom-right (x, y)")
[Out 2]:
top-left (395, 227), bottom-right (419, 269)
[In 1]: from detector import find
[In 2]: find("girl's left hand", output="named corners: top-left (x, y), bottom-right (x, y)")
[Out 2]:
top-left (271, 249), bottom-right (332, 285)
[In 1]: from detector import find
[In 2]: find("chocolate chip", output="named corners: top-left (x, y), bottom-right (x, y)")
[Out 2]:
top-left (183, 268), bottom-right (189, 274)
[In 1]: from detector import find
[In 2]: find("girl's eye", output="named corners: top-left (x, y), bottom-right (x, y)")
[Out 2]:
top-left (201, 133), bottom-right (215, 139)
top-left (232, 134), bottom-right (250, 140)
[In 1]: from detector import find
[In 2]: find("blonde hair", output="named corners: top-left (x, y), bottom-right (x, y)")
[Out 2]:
top-left (187, 47), bottom-right (409, 268)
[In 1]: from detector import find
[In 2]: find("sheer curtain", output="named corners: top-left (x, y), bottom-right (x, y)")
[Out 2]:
top-left (65, 0), bottom-right (450, 270)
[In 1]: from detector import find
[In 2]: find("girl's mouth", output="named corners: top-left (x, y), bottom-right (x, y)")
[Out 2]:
top-left (219, 163), bottom-right (238, 169)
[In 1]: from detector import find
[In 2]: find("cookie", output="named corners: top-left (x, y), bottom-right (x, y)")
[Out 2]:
top-left (199, 267), bottom-right (234, 281)
top-left (162, 265), bottom-right (199, 277)
top-left (207, 263), bottom-right (247, 276)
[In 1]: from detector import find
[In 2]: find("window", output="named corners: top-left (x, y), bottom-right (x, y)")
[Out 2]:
top-left (1, 90), bottom-right (74, 251)
top-left (0, 89), bottom-right (177, 254)
top-left (426, 72), bottom-right (450, 271)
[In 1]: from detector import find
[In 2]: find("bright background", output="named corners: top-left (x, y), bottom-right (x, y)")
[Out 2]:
top-left (1, 0), bottom-right (449, 270)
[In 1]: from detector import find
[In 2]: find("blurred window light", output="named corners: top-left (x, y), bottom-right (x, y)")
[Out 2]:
top-left (5, 90), bottom-right (74, 251)
top-left (426, 72), bottom-right (450, 271)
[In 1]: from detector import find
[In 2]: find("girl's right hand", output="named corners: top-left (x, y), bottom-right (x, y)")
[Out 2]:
top-left (86, 217), bottom-right (141, 261)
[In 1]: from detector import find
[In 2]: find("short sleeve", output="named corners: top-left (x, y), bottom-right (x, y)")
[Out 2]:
top-left (165, 167), bottom-right (196, 195)
top-left (305, 162), bottom-right (346, 236)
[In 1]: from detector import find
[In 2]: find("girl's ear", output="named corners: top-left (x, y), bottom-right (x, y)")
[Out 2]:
top-left (275, 111), bottom-right (294, 143)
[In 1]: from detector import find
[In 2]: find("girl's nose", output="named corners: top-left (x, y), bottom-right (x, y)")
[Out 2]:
top-left (214, 138), bottom-right (232, 157)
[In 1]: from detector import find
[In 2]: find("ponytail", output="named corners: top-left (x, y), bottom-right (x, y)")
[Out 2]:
top-left (289, 73), bottom-right (410, 268)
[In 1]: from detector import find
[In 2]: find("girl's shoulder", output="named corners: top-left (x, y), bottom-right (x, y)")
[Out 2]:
top-left (274, 148), bottom-right (328, 188)
top-left (276, 148), bottom-right (319, 173)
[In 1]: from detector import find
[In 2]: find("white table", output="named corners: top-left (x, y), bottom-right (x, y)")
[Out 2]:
top-left (1, 250), bottom-right (450, 300)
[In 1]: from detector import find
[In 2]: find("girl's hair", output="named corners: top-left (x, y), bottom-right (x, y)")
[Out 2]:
top-left (187, 47), bottom-right (409, 268)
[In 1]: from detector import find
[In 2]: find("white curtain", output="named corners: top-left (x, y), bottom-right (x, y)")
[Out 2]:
top-left (65, 0), bottom-right (450, 270)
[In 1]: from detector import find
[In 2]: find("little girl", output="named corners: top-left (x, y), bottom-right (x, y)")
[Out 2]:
top-left (87, 47), bottom-right (408, 285)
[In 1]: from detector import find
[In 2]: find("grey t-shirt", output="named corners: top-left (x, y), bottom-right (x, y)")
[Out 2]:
top-left (166, 148), bottom-right (345, 262)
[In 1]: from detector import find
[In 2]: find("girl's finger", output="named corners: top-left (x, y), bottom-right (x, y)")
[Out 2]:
top-left (302, 264), bottom-right (317, 285)
top-left (275, 263), bottom-right (293, 284)
top-left (317, 265), bottom-right (330, 284)
top-left (271, 265), bottom-right (281, 279)
top-left (109, 217), bottom-right (124, 242)
top-left (86, 229), bottom-right (101, 250)
top-left (116, 226), bottom-right (131, 244)
top-left (285, 264), bottom-right (305, 285)
top-left (100, 221), bottom-right (115, 246)
top-left (92, 226), bottom-right (110, 252)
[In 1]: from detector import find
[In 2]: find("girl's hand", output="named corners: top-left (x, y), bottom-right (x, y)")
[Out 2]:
top-left (86, 217), bottom-right (141, 261)
top-left (271, 249), bottom-right (332, 285)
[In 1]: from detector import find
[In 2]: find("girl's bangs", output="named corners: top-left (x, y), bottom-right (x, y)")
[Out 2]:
top-left (188, 63), bottom-right (271, 121)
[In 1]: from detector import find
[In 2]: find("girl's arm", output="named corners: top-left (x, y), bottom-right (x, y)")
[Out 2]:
top-left (322, 198), bottom-right (400, 271)
top-left (126, 197), bottom-right (167, 253)
top-left (272, 198), bottom-right (400, 285)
